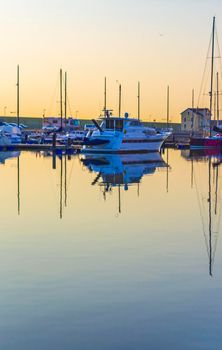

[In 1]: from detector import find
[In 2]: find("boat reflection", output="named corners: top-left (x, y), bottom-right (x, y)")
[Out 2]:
top-left (81, 152), bottom-right (167, 189)
top-left (0, 151), bottom-right (20, 164)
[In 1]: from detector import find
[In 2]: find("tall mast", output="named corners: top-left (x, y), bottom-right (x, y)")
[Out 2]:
top-left (209, 16), bottom-right (215, 136)
top-left (60, 68), bottom-right (63, 130)
top-left (64, 71), bottom-right (67, 126)
top-left (167, 85), bottom-right (169, 130)
top-left (137, 81), bottom-right (140, 120)
top-left (192, 88), bottom-right (194, 132)
top-left (104, 77), bottom-right (107, 116)
top-left (17, 65), bottom-right (20, 127)
top-left (216, 71), bottom-right (219, 126)
top-left (118, 83), bottom-right (122, 118)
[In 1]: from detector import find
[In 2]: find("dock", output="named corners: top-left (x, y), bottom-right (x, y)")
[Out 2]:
top-left (0, 143), bottom-right (82, 153)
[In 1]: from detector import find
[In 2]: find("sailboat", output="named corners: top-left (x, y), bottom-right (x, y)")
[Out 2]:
top-left (190, 17), bottom-right (222, 149)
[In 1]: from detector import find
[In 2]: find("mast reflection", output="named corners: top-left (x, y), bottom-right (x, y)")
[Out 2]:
top-left (181, 149), bottom-right (222, 276)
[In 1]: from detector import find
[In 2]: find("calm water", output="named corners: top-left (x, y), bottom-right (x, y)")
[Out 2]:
top-left (0, 149), bottom-right (222, 350)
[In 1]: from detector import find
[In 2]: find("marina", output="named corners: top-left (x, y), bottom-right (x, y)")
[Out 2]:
top-left (2, 1), bottom-right (222, 349)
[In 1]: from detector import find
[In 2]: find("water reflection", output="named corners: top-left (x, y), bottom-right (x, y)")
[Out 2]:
top-left (81, 152), bottom-right (167, 213)
top-left (1, 150), bottom-right (222, 349)
top-left (82, 152), bottom-right (167, 186)
top-left (181, 149), bottom-right (222, 276)
top-left (0, 151), bottom-right (20, 164)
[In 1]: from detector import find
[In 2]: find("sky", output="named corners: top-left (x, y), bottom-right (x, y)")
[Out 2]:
top-left (0, 0), bottom-right (222, 122)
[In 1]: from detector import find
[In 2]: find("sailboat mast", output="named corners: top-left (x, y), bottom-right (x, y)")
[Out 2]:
top-left (167, 85), bottom-right (169, 130)
top-left (64, 71), bottom-right (67, 126)
top-left (216, 71), bottom-right (219, 126)
top-left (137, 81), bottom-right (140, 121)
top-left (104, 77), bottom-right (107, 116)
top-left (192, 88), bottom-right (194, 133)
top-left (17, 65), bottom-right (20, 127)
top-left (209, 16), bottom-right (215, 136)
top-left (60, 68), bottom-right (63, 130)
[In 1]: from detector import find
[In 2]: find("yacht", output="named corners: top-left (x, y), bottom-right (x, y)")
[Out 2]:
top-left (0, 129), bottom-right (12, 148)
top-left (82, 113), bottom-right (170, 153)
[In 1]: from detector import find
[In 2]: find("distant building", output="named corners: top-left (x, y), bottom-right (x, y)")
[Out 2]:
top-left (42, 117), bottom-right (80, 130)
top-left (181, 108), bottom-right (211, 132)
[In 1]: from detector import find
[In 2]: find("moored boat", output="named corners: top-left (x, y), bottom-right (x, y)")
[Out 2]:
top-left (82, 114), bottom-right (170, 154)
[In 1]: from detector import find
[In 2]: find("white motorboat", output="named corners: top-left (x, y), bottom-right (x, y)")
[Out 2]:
top-left (82, 114), bottom-right (170, 153)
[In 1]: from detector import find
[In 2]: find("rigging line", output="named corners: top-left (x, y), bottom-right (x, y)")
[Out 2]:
top-left (212, 172), bottom-right (222, 258)
top-left (197, 34), bottom-right (212, 107)
top-left (194, 168), bottom-right (210, 258)
top-left (215, 29), bottom-right (222, 76)
top-left (66, 155), bottom-right (76, 191)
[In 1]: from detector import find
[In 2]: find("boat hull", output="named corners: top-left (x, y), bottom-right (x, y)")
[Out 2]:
top-left (82, 138), bottom-right (166, 154)
top-left (190, 137), bottom-right (222, 149)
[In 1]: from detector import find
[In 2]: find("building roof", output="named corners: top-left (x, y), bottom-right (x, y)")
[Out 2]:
top-left (181, 108), bottom-right (211, 117)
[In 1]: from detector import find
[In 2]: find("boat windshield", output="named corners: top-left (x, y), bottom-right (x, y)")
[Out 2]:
top-left (105, 119), bottom-right (123, 131)
top-left (129, 121), bottom-right (142, 127)
top-left (105, 119), bottom-right (115, 130)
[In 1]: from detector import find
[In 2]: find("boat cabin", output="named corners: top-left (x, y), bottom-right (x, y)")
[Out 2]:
top-left (101, 117), bottom-right (142, 131)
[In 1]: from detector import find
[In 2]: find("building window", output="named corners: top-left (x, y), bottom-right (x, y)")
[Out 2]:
top-left (184, 117), bottom-right (186, 122)
top-left (184, 124), bottom-right (186, 129)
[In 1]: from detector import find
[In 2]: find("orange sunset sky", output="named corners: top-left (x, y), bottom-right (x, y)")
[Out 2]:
top-left (1, 0), bottom-right (222, 122)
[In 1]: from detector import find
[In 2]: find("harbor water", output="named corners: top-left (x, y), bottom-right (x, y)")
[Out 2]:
top-left (0, 149), bottom-right (222, 350)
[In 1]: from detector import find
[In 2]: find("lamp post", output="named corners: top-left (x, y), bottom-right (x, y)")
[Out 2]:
top-left (4, 106), bottom-right (7, 116)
